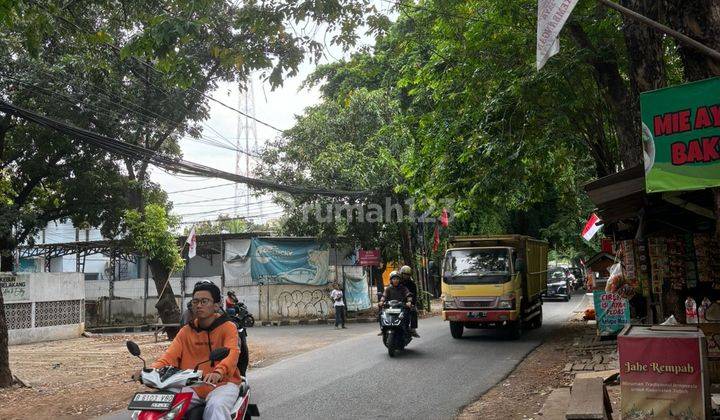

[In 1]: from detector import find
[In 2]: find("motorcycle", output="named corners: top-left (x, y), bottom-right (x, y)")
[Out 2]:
top-left (379, 300), bottom-right (413, 357)
top-left (125, 341), bottom-right (259, 420)
top-left (235, 302), bottom-right (255, 328)
top-left (228, 301), bottom-right (255, 328)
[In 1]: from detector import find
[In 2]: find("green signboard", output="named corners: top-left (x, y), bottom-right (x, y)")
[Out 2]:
top-left (641, 77), bottom-right (720, 192)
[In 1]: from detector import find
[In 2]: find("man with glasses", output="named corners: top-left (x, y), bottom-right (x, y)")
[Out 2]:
top-left (136, 281), bottom-right (242, 420)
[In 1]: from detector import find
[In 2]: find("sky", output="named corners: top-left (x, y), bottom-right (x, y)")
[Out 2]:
top-left (151, 2), bottom-right (396, 229)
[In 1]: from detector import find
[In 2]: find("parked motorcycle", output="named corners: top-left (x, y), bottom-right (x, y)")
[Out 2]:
top-left (234, 302), bottom-right (255, 328)
top-left (125, 341), bottom-right (259, 420)
top-left (379, 300), bottom-right (413, 357)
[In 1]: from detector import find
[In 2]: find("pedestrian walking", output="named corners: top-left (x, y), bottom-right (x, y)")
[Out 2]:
top-left (331, 283), bottom-right (346, 329)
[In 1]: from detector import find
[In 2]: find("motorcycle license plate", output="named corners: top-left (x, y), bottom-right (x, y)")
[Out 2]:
top-left (467, 311), bottom-right (486, 319)
top-left (128, 392), bottom-right (175, 411)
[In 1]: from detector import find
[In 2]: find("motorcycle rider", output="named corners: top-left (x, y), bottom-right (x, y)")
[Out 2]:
top-left (379, 271), bottom-right (413, 330)
top-left (180, 300), bottom-right (194, 327)
top-left (399, 265), bottom-right (420, 337)
top-left (134, 281), bottom-right (242, 420)
top-left (225, 290), bottom-right (239, 316)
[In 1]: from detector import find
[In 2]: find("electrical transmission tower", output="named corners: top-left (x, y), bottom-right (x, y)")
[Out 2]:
top-left (235, 79), bottom-right (260, 219)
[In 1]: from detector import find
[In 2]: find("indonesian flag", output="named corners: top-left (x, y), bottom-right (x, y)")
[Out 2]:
top-left (440, 208), bottom-right (449, 228)
top-left (581, 213), bottom-right (602, 241)
top-left (433, 224), bottom-right (440, 252)
top-left (186, 226), bottom-right (197, 259)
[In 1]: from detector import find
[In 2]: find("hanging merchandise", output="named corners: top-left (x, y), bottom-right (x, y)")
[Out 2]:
top-left (635, 240), bottom-right (650, 297)
top-left (648, 237), bottom-right (668, 294)
top-left (682, 234), bottom-right (698, 288)
top-left (620, 240), bottom-right (638, 290)
top-left (666, 236), bottom-right (686, 290)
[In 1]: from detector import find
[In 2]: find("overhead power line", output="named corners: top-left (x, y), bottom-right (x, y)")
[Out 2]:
top-left (34, 3), bottom-right (285, 133)
top-left (0, 100), bottom-right (371, 197)
top-left (167, 182), bottom-right (236, 194)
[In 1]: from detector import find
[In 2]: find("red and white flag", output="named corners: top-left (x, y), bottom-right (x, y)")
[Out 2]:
top-left (581, 213), bottom-right (602, 241)
top-left (440, 208), bottom-right (449, 228)
top-left (186, 226), bottom-right (197, 259)
top-left (433, 224), bottom-right (440, 252)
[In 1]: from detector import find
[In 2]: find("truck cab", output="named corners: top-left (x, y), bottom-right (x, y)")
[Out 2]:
top-left (441, 236), bottom-right (548, 339)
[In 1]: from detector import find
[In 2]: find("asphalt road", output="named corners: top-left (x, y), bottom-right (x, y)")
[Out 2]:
top-left (250, 294), bottom-right (587, 419)
top-left (100, 293), bottom-right (587, 419)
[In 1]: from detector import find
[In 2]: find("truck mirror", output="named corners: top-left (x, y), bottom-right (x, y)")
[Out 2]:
top-left (514, 258), bottom-right (525, 272)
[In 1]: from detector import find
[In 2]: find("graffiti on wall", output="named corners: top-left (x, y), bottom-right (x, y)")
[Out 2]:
top-left (276, 288), bottom-right (332, 318)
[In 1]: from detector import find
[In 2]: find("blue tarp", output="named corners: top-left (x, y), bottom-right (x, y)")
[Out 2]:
top-left (250, 238), bottom-right (330, 285)
top-left (343, 267), bottom-right (371, 311)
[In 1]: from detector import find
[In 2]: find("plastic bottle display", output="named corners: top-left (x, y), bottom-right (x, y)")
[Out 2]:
top-left (685, 297), bottom-right (698, 324)
top-left (700, 298), bottom-right (712, 323)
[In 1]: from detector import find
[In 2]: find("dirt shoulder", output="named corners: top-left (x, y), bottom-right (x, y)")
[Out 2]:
top-left (0, 326), bottom-right (344, 419)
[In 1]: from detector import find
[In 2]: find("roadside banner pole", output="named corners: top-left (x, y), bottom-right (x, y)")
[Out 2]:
top-left (596, 0), bottom-right (720, 61)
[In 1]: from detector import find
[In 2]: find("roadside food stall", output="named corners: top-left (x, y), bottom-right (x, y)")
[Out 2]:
top-left (583, 78), bottom-right (720, 417)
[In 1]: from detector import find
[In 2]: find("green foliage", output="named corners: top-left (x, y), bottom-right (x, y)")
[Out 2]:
top-left (188, 214), bottom-right (250, 235)
top-left (123, 204), bottom-right (184, 272)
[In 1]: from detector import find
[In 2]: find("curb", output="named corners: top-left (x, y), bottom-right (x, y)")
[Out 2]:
top-left (252, 317), bottom-right (377, 327)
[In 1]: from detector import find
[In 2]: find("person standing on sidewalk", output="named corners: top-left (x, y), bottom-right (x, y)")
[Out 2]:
top-left (331, 283), bottom-right (346, 329)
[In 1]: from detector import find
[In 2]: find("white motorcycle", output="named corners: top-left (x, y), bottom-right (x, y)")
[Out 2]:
top-left (126, 341), bottom-right (259, 419)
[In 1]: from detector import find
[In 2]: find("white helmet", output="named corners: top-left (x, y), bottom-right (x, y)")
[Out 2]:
top-left (389, 270), bottom-right (401, 281)
top-left (400, 265), bottom-right (412, 275)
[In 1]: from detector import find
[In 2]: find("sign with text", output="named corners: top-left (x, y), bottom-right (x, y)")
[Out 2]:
top-left (358, 249), bottom-right (381, 266)
top-left (641, 77), bottom-right (720, 192)
top-left (0, 274), bottom-right (28, 302)
top-left (619, 328), bottom-right (707, 419)
top-left (593, 291), bottom-right (629, 336)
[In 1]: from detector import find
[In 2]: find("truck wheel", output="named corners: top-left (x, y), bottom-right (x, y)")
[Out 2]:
top-left (450, 321), bottom-right (464, 339)
top-left (506, 321), bottom-right (522, 340)
top-left (529, 307), bottom-right (543, 329)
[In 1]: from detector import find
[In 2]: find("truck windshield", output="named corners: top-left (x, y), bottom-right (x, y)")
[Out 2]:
top-left (443, 249), bottom-right (511, 284)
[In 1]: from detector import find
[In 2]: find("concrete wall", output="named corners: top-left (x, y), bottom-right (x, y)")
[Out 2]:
top-left (257, 284), bottom-right (335, 321)
top-left (2, 272), bottom-right (85, 345)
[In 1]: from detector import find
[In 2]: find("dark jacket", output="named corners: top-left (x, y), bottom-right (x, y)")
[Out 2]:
top-left (401, 277), bottom-right (418, 305)
top-left (383, 284), bottom-right (412, 302)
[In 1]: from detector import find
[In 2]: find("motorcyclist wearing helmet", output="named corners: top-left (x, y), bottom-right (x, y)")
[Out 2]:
top-left (399, 265), bottom-right (420, 337)
top-left (225, 290), bottom-right (239, 316)
top-left (379, 272), bottom-right (413, 331)
top-left (136, 281), bottom-right (241, 420)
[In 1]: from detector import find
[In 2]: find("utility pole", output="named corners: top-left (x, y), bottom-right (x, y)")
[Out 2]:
top-left (235, 79), bottom-right (260, 220)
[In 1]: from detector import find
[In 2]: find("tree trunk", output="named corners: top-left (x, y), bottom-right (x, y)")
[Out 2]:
top-left (617, 0), bottom-right (667, 167)
top-left (148, 259), bottom-right (181, 338)
top-left (0, 287), bottom-right (13, 387)
top-left (664, 1), bottom-right (720, 81)
top-left (398, 224), bottom-right (414, 266)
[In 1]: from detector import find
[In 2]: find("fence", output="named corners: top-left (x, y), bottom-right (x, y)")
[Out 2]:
top-left (2, 272), bottom-right (85, 345)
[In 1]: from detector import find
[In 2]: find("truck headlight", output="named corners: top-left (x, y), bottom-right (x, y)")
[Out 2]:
top-left (498, 294), bottom-right (515, 309)
top-left (442, 295), bottom-right (457, 309)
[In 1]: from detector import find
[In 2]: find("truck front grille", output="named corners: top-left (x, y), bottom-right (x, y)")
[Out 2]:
top-left (457, 298), bottom-right (496, 309)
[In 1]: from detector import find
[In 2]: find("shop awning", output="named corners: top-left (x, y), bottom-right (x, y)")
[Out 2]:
top-left (584, 165), bottom-right (646, 224)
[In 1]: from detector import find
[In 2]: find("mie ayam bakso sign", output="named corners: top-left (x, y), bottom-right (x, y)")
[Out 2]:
top-left (641, 77), bottom-right (720, 193)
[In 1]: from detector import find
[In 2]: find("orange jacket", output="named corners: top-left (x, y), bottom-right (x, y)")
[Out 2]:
top-left (152, 314), bottom-right (241, 398)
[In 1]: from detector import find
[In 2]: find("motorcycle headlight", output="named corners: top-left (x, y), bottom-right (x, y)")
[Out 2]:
top-left (159, 401), bottom-right (186, 420)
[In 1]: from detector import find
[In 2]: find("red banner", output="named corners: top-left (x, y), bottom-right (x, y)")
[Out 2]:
top-left (619, 334), bottom-right (706, 419)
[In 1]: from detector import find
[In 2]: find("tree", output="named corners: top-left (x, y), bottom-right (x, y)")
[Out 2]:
top-left (257, 88), bottom-right (417, 263)
top-left (123, 204), bottom-right (185, 325)
top-left (188, 214), bottom-right (250, 235)
top-left (0, 0), bottom-right (389, 387)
